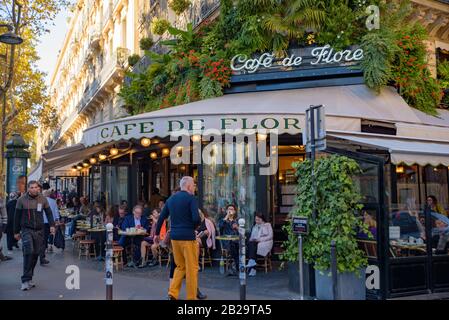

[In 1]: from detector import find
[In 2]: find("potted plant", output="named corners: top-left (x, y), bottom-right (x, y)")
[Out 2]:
top-left (281, 154), bottom-right (370, 300)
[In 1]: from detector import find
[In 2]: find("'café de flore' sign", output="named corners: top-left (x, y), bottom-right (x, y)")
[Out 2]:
top-left (231, 44), bottom-right (364, 74)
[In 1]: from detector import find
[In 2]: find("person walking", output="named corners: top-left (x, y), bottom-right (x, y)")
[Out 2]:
top-left (156, 176), bottom-right (201, 300)
top-left (14, 181), bottom-right (55, 291)
top-left (6, 192), bottom-right (20, 251)
top-left (0, 193), bottom-right (12, 262)
top-left (39, 189), bottom-right (60, 264)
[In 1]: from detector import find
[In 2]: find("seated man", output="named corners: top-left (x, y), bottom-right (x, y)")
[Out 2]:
top-left (112, 205), bottom-right (127, 241)
top-left (245, 214), bottom-right (273, 276)
top-left (218, 204), bottom-right (239, 275)
top-left (119, 205), bottom-right (149, 266)
top-left (139, 208), bottom-right (168, 267)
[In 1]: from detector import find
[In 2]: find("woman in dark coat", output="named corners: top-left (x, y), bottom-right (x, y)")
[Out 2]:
top-left (6, 193), bottom-right (19, 251)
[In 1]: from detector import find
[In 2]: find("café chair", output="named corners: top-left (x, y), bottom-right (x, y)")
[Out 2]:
top-left (112, 246), bottom-right (124, 272)
top-left (200, 247), bottom-right (213, 270)
top-left (72, 231), bottom-right (87, 252)
top-left (256, 253), bottom-right (272, 273)
top-left (79, 239), bottom-right (96, 259)
top-left (158, 246), bottom-right (171, 268)
top-left (221, 249), bottom-right (233, 272)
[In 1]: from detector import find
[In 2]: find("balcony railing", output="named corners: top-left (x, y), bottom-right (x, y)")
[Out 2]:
top-left (76, 48), bottom-right (130, 113)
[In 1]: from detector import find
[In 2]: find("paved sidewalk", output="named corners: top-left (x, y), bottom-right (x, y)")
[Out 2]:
top-left (0, 238), bottom-right (295, 300)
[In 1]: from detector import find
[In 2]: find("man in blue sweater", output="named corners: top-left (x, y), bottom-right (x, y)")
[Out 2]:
top-left (156, 176), bottom-right (201, 300)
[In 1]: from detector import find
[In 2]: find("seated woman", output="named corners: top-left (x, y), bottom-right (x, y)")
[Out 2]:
top-left (245, 214), bottom-right (273, 277)
top-left (218, 204), bottom-right (239, 274)
top-left (357, 211), bottom-right (377, 239)
top-left (139, 208), bottom-right (167, 268)
top-left (196, 208), bottom-right (216, 270)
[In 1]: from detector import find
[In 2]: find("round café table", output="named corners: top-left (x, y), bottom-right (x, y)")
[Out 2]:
top-left (118, 230), bottom-right (148, 268)
top-left (88, 227), bottom-right (107, 261)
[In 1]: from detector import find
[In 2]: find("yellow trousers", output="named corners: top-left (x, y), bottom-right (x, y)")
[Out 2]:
top-left (169, 240), bottom-right (199, 300)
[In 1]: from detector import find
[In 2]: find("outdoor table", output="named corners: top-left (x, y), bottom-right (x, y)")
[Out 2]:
top-left (118, 230), bottom-right (148, 267)
top-left (390, 241), bottom-right (426, 257)
top-left (88, 227), bottom-right (107, 260)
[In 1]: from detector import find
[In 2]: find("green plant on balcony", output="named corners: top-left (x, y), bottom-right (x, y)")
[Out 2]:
top-left (169, 0), bottom-right (191, 15)
top-left (140, 37), bottom-right (154, 51)
top-left (128, 54), bottom-right (141, 67)
top-left (151, 17), bottom-right (171, 36)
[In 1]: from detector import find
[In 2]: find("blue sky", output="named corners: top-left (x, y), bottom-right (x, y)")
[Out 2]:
top-left (35, 9), bottom-right (69, 85)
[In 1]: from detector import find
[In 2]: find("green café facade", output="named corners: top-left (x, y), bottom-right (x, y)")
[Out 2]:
top-left (39, 45), bottom-right (449, 299)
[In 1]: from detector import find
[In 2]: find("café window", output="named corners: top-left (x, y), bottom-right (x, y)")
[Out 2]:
top-left (202, 142), bottom-right (256, 231)
top-left (421, 165), bottom-right (449, 213)
top-left (389, 164), bottom-right (427, 258)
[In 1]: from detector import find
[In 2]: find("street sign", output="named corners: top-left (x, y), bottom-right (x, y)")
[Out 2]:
top-left (303, 105), bottom-right (326, 152)
top-left (292, 216), bottom-right (309, 235)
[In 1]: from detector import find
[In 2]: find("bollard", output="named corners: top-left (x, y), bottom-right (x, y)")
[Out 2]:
top-left (105, 223), bottom-right (114, 300)
top-left (238, 218), bottom-right (246, 300)
top-left (331, 240), bottom-right (338, 300)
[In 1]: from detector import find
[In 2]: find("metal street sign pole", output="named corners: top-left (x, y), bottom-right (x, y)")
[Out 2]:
top-left (238, 218), bottom-right (246, 300)
top-left (298, 234), bottom-right (304, 300)
top-left (105, 223), bottom-right (114, 300)
top-left (292, 216), bottom-right (308, 300)
top-left (310, 107), bottom-right (317, 221)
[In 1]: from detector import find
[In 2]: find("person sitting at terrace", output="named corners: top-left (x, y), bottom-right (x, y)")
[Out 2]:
top-left (218, 204), bottom-right (239, 275)
top-left (245, 214), bottom-right (273, 277)
top-left (196, 208), bottom-right (216, 259)
top-left (119, 205), bottom-right (149, 265)
top-left (138, 208), bottom-right (167, 268)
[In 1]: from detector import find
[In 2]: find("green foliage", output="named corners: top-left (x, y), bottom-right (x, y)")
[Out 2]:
top-left (439, 60), bottom-right (449, 89)
top-left (122, 0), bottom-right (442, 116)
top-left (280, 155), bottom-right (369, 274)
top-left (391, 24), bottom-right (442, 115)
top-left (199, 77), bottom-right (223, 99)
top-left (361, 31), bottom-right (397, 92)
top-left (128, 54), bottom-right (141, 67)
top-left (139, 37), bottom-right (154, 51)
top-left (168, 0), bottom-right (191, 15)
top-left (151, 17), bottom-right (171, 35)
top-left (438, 60), bottom-right (449, 107)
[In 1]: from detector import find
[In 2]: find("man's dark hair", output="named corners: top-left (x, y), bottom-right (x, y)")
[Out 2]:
top-left (154, 188), bottom-right (160, 194)
top-left (42, 182), bottom-right (51, 190)
top-left (226, 204), bottom-right (237, 211)
top-left (27, 180), bottom-right (39, 188)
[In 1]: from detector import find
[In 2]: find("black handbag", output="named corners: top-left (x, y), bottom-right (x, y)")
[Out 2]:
top-left (53, 225), bottom-right (65, 250)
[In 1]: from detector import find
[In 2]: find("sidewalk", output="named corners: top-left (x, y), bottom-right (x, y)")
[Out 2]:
top-left (0, 238), bottom-right (294, 300)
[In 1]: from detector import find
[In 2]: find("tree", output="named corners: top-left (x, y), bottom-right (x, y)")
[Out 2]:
top-left (0, 0), bottom-right (71, 193)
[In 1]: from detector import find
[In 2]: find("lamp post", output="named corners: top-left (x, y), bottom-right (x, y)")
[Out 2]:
top-left (0, 1), bottom-right (23, 195)
top-left (0, 24), bottom-right (23, 45)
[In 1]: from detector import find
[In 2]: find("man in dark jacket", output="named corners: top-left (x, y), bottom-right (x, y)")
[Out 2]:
top-left (14, 181), bottom-right (55, 291)
top-left (119, 205), bottom-right (149, 266)
top-left (156, 176), bottom-right (201, 300)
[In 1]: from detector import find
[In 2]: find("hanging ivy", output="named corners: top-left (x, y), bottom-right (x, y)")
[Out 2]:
top-left (280, 155), bottom-right (369, 274)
